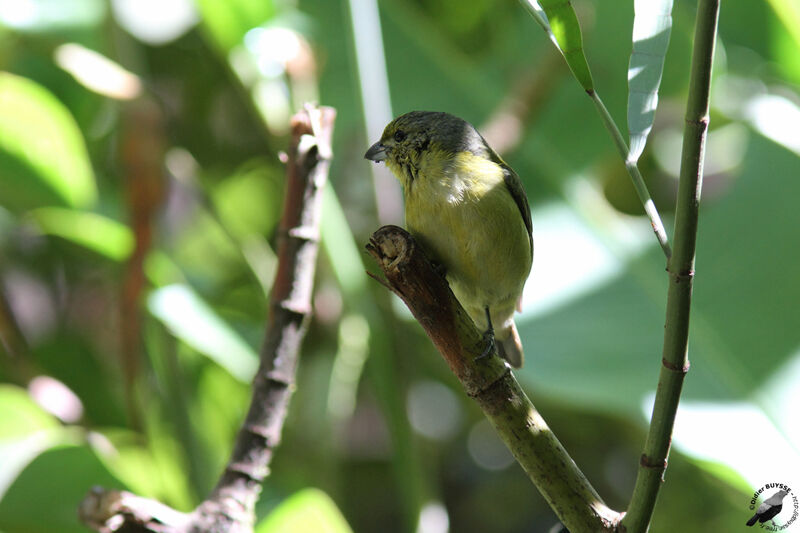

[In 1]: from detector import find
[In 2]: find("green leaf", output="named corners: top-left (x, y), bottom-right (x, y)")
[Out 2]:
top-left (627, 0), bottom-right (673, 161)
top-left (256, 488), bottom-right (353, 533)
top-left (520, 0), bottom-right (594, 91)
top-left (194, 0), bottom-right (275, 51)
top-left (0, 385), bottom-right (63, 500)
top-left (29, 207), bottom-right (134, 260)
top-left (148, 284), bottom-right (259, 382)
top-left (0, 444), bottom-right (126, 533)
top-left (0, 384), bottom-right (58, 439)
top-left (321, 185), bottom-right (367, 296)
top-left (0, 73), bottom-right (96, 211)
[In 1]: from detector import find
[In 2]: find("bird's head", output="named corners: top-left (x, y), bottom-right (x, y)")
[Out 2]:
top-left (364, 111), bottom-right (489, 187)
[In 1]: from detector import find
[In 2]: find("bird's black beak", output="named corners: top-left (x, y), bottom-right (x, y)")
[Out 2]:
top-left (364, 142), bottom-right (388, 162)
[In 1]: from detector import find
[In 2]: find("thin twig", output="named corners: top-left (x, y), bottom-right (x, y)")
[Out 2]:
top-left (79, 105), bottom-right (336, 533)
top-left (366, 225), bottom-right (621, 533)
top-left (621, 0), bottom-right (719, 530)
top-left (588, 91), bottom-right (672, 260)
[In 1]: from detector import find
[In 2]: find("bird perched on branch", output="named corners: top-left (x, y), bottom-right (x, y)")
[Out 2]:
top-left (746, 489), bottom-right (789, 526)
top-left (365, 111), bottom-right (533, 367)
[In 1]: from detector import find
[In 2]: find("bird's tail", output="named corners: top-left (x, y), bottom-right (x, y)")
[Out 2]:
top-left (746, 514), bottom-right (759, 527)
top-left (498, 320), bottom-right (524, 368)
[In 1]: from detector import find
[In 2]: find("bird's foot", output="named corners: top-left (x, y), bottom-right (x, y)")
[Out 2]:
top-left (475, 329), bottom-right (496, 361)
top-left (431, 260), bottom-right (447, 279)
top-left (475, 307), bottom-right (496, 362)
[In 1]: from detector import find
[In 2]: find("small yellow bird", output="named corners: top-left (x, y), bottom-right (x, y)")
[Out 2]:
top-left (365, 111), bottom-right (532, 367)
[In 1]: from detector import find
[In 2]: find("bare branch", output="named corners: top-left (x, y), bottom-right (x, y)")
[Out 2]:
top-left (79, 104), bottom-right (336, 533)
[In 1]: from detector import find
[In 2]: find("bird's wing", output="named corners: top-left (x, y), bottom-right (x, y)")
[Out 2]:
top-left (501, 165), bottom-right (533, 258)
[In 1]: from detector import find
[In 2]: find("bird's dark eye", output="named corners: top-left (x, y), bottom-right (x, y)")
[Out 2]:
top-left (394, 130), bottom-right (406, 142)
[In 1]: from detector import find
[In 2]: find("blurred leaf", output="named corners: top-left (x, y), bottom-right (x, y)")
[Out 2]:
top-left (0, 443), bottom-right (125, 533)
top-left (195, 365), bottom-right (249, 473)
top-left (194, 0), bottom-right (275, 51)
top-left (148, 284), bottom-right (258, 382)
top-left (627, 0), bottom-right (673, 161)
top-left (520, 0), bottom-right (594, 91)
top-left (0, 73), bottom-right (96, 211)
top-left (29, 207), bottom-right (134, 260)
top-left (94, 428), bottom-right (189, 504)
top-left (256, 488), bottom-right (353, 533)
top-left (321, 185), bottom-right (367, 296)
top-left (0, 0), bottom-right (105, 33)
top-left (211, 160), bottom-right (283, 239)
top-left (0, 385), bottom-right (63, 500)
top-left (521, 132), bottom-right (800, 408)
top-left (518, 132), bottom-right (800, 482)
top-left (0, 384), bottom-right (58, 439)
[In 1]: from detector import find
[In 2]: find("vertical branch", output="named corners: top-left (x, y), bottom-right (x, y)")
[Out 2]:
top-left (621, 0), bottom-right (720, 531)
top-left (195, 105), bottom-right (335, 530)
top-left (79, 105), bottom-right (336, 533)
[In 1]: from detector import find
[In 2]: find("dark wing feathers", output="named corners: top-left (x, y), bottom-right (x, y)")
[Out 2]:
top-left (501, 165), bottom-right (533, 257)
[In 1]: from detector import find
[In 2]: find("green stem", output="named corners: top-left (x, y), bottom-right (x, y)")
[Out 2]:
top-left (589, 91), bottom-right (672, 260)
top-left (621, 0), bottom-right (720, 531)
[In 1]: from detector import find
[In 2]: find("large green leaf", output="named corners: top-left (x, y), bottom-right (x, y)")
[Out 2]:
top-left (517, 132), bottom-right (800, 484)
top-left (627, 0), bottom-right (673, 161)
top-left (520, 132), bottom-right (800, 406)
top-left (256, 488), bottom-right (353, 533)
top-left (0, 73), bottom-right (96, 211)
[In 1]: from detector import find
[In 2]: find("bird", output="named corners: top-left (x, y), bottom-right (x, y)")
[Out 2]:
top-left (365, 111), bottom-right (532, 367)
top-left (747, 489), bottom-right (789, 526)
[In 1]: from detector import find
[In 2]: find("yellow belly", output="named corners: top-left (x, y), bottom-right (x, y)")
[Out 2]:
top-left (405, 155), bottom-right (531, 335)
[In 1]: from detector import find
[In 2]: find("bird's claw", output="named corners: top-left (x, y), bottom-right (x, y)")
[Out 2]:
top-left (475, 329), bottom-right (496, 362)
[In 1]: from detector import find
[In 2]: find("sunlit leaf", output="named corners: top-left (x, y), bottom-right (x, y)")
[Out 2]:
top-left (194, 0), bottom-right (275, 51)
top-left (520, 0), bottom-right (594, 91)
top-left (148, 284), bottom-right (259, 382)
top-left (0, 385), bottom-right (58, 439)
top-left (256, 488), bottom-right (353, 533)
top-left (627, 0), bottom-right (673, 161)
top-left (0, 385), bottom-right (63, 500)
top-left (0, 73), bottom-right (96, 211)
top-left (29, 207), bottom-right (134, 260)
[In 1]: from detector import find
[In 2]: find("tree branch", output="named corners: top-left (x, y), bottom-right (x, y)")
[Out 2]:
top-left (366, 225), bottom-right (621, 533)
top-left (621, 0), bottom-right (720, 530)
top-left (79, 104), bottom-right (336, 533)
